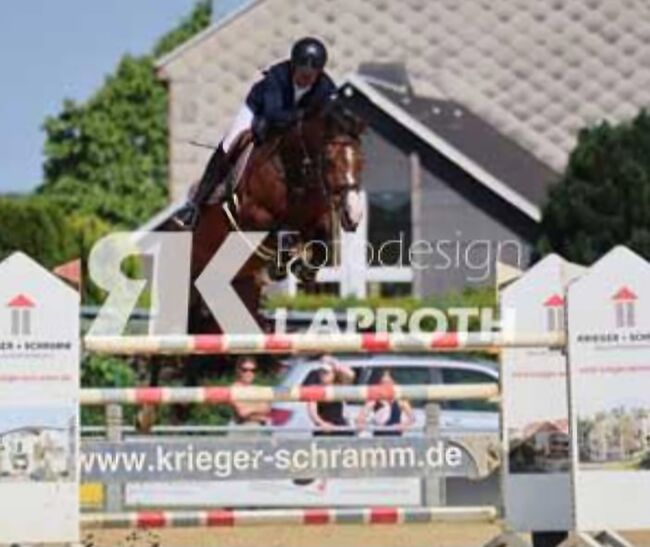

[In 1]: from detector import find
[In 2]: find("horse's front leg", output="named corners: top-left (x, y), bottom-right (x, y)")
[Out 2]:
top-left (267, 230), bottom-right (300, 281)
top-left (290, 224), bottom-right (331, 284)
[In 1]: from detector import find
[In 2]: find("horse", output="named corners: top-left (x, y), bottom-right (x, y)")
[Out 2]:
top-left (138, 99), bottom-right (366, 430)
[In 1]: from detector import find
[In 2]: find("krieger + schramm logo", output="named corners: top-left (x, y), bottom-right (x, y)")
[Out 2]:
top-left (7, 293), bottom-right (35, 336)
top-left (544, 293), bottom-right (564, 332)
top-left (612, 286), bottom-right (637, 329)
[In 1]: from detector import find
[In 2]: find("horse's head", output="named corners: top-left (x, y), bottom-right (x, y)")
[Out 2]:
top-left (322, 102), bottom-right (366, 232)
top-left (283, 99), bottom-right (365, 232)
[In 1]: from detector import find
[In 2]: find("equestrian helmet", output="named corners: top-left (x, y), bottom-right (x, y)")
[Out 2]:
top-left (291, 37), bottom-right (328, 70)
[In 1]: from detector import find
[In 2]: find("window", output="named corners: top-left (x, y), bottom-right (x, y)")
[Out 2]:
top-left (366, 366), bottom-right (433, 408)
top-left (441, 367), bottom-right (498, 412)
top-left (366, 366), bottom-right (431, 385)
top-left (302, 370), bottom-right (322, 386)
top-left (367, 191), bottom-right (411, 267)
top-left (301, 367), bottom-right (361, 386)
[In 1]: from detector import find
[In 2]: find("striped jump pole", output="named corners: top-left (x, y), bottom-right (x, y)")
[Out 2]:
top-left (84, 331), bottom-right (565, 356)
top-left (81, 506), bottom-right (498, 529)
top-left (80, 383), bottom-right (500, 406)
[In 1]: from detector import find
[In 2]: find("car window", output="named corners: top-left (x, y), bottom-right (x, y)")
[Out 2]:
top-left (301, 366), bottom-right (362, 386)
top-left (441, 367), bottom-right (498, 412)
top-left (365, 366), bottom-right (433, 408)
top-left (302, 369), bottom-right (322, 386)
top-left (366, 366), bottom-right (432, 385)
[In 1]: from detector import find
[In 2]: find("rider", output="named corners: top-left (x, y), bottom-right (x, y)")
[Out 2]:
top-left (173, 36), bottom-right (337, 229)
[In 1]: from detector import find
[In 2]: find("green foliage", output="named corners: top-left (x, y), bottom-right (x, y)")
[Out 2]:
top-left (539, 110), bottom-right (650, 264)
top-left (640, 451), bottom-right (650, 470)
top-left (38, 1), bottom-right (212, 228)
top-left (81, 355), bottom-right (137, 388)
top-left (0, 195), bottom-right (117, 303)
top-left (0, 196), bottom-right (78, 267)
top-left (81, 354), bottom-right (139, 426)
top-left (153, 0), bottom-right (211, 58)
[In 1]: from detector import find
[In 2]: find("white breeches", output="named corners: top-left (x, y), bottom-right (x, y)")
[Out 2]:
top-left (222, 103), bottom-right (255, 153)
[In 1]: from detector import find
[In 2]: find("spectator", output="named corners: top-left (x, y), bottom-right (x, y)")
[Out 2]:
top-left (356, 369), bottom-right (415, 436)
top-left (307, 355), bottom-right (355, 436)
top-left (230, 356), bottom-right (270, 427)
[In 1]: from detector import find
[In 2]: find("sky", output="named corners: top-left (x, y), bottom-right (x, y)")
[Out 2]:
top-left (0, 0), bottom-right (242, 195)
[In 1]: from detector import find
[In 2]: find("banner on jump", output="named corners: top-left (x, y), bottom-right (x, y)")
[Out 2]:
top-left (82, 437), bottom-right (481, 482)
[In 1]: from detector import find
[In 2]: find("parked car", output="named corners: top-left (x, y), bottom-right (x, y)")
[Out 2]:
top-left (269, 354), bottom-right (499, 437)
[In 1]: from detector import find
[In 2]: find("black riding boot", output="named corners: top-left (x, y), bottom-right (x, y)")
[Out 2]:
top-left (173, 143), bottom-right (231, 229)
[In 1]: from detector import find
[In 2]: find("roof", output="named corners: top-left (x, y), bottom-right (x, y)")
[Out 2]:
top-left (156, 0), bottom-right (650, 175)
top-left (612, 286), bottom-right (637, 301)
top-left (0, 426), bottom-right (64, 438)
top-left (345, 73), bottom-right (551, 219)
top-left (543, 294), bottom-right (565, 307)
top-left (7, 294), bottom-right (35, 308)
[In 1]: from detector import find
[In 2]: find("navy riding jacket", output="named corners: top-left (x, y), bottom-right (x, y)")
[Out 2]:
top-left (245, 60), bottom-right (337, 136)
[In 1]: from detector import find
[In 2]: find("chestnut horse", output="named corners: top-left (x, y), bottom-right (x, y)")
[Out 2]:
top-left (139, 100), bottom-right (365, 429)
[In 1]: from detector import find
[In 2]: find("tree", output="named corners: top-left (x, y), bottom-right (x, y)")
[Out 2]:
top-left (538, 110), bottom-right (650, 264)
top-left (38, 1), bottom-right (211, 228)
top-left (0, 197), bottom-right (78, 267)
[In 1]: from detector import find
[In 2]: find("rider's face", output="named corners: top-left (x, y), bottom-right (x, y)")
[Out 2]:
top-left (293, 66), bottom-right (320, 88)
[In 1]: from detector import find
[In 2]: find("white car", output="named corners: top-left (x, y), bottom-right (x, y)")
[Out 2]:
top-left (269, 355), bottom-right (499, 436)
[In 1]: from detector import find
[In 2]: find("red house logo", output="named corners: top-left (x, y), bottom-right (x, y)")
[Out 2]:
top-left (543, 293), bottom-right (565, 332)
top-left (612, 286), bottom-right (637, 328)
top-left (7, 294), bottom-right (35, 336)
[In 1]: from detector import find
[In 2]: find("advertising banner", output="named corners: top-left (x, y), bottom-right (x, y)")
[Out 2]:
top-left (0, 253), bottom-right (80, 544)
top-left (501, 254), bottom-right (584, 531)
top-left (567, 246), bottom-right (650, 531)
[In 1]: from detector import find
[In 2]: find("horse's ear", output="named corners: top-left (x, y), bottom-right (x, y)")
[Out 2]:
top-left (349, 112), bottom-right (366, 137)
top-left (340, 107), bottom-right (366, 138)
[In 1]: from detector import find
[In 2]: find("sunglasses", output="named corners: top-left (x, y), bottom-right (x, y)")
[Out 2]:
top-left (239, 367), bottom-right (256, 373)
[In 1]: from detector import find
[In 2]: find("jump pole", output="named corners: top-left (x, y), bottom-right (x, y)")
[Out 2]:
top-left (84, 331), bottom-right (565, 355)
top-left (82, 506), bottom-right (498, 529)
top-left (80, 383), bottom-right (500, 405)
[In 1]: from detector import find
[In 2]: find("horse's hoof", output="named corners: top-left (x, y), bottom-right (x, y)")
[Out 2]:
top-left (291, 260), bottom-right (318, 284)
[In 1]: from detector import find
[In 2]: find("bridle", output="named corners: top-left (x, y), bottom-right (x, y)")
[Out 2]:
top-left (292, 117), bottom-right (361, 206)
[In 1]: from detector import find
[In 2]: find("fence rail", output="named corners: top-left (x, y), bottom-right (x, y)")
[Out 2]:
top-left (80, 383), bottom-right (500, 405)
top-left (84, 331), bottom-right (565, 355)
top-left (81, 506), bottom-right (498, 529)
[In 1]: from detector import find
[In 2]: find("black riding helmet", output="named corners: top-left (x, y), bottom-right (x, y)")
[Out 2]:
top-left (290, 37), bottom-right (328, 70)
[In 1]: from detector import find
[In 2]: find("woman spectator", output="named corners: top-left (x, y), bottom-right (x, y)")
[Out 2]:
top-left (307, 355), bottom-right (355, 436)
top-left (356, 369), bottom-right (415, 436)
top-left (230, 357), bottom-right (270, 430)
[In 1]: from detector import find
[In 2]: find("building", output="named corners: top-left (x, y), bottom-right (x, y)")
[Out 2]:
top-left (151, 0), bottom-right (650, 296)
top-left (0, 426), bottom-right (70, 480)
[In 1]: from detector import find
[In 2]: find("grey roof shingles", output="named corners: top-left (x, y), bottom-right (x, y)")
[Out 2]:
top-left (157, 0), bottom-right (650, 180)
